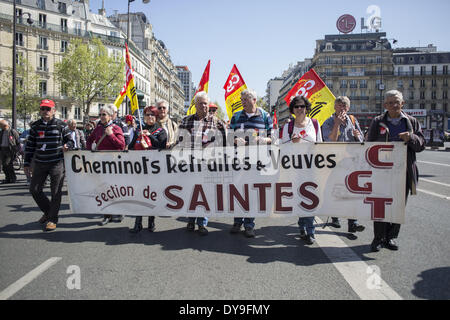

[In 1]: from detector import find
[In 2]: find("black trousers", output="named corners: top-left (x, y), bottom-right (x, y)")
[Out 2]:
top-left (373, 184), bottom-right (410, 241)
top-left (29, 161), bottom-right (65, 224)
top-left (1, 148), bottom-right (16, 182)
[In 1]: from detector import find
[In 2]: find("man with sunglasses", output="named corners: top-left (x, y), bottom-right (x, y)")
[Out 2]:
top-left (24, 99), bottom-right (74, 232)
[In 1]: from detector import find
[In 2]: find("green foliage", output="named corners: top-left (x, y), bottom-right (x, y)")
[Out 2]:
top-left (212, 100), bottom-right (226, 120)
top-left (257, 97), bottom-right (269, 113)
top-left (55, 38), bottom-right (124, 120)
top-left (0, 55), bottom-right (40, 130)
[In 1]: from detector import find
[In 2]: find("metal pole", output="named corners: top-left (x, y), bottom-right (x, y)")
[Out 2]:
top-left (12, 0), bottom-right (17, 130)
top-left (380, 42), bottom-right (383, 114)
top-left (125, 0), bottom-right (130, 116)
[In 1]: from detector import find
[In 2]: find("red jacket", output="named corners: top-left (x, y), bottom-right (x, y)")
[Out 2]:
top-left (86, 122), bottom-right (125, 151)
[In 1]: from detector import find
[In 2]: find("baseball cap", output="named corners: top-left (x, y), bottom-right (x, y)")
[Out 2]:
top-left (208, 103), bottom-right (218, 110)
top-left (125, 115), bottom-right (133, 123)
top-left (40, 99), bottom-right (55, 108)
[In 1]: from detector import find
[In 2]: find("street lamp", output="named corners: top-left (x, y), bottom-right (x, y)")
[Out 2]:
top-left (12, 1), bottom-right (33, 130)
top-left (368, 38), bottom-right (397, 114)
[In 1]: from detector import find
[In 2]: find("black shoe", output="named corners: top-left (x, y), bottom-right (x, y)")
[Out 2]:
top-left (385, 239), bottom-right (399, 251)
top-left (129, 217), bottom-right (143, 233)
top-left (330, 218), bottom-right (341, 228)
top-left (244, 227), bottom-right (255, 238)
top-left (299, 229), bottom-right (307, 240)
top-left (304, 234), bottom-right (315, 245)
top-left (230, 223), bottom-right (242, 234)
top-left (371, 238), bottom-right (383, 252)
top-left (198, 226), bottom-right (208, 236)
top-left (148, 217), bottom-right (155, 232)
top-left (100, 216), bottom-right (112, 226)
top-left (187, 222), bottom-right (195, 231)
top-left (348, 222), bottom-right (365, 233)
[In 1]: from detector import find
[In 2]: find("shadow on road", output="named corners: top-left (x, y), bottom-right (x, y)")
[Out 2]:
top-left (0, 217), bottom-right (376, 267)
top-left (412, 267), bottom-right (450, 300)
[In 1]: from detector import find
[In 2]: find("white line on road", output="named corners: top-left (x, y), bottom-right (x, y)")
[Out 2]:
top-left (314, 218), bottom-right (403, 300)
top-left (417, 188), bottom-right (450, 200)
top-left (420, 178), bottom-right (450, 188)
top-left (418, 160), bottom-right (450, 167)
top-left (0, 257), bottom-right (62, 300)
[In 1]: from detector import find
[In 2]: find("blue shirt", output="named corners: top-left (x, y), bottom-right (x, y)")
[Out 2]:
top-left (321, 114), bottom-right (364, 142)
top-left (230, 108), bottom-right (273, 134)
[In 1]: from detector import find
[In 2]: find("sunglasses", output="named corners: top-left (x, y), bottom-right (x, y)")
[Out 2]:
top-left (293, 104), bottom-right (306, 109)
top-left (144, 113), bottom-right (155, 117)
top-left (40, 107), bottom-right (52, 111)
top-left (99, 113), bottom-right (108, 116)
top-left (158, 106), bottom-right (166, 110)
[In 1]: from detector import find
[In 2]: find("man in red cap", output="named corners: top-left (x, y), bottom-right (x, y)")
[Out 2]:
top-left (208, 103), bottom-right (218, 116)
top-left (24, 99), bottom-right (74, 231)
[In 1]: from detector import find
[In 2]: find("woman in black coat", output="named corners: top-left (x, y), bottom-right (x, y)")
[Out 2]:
top-left (129, 106), bottom-right (167, 233)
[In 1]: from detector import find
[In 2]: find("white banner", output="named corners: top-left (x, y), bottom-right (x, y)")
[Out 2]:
top-left (65, 142), bottom-right (407, 224)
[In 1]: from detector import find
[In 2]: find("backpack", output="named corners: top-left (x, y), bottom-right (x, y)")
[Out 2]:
top-left (287, 118), bottom-right (319, 141)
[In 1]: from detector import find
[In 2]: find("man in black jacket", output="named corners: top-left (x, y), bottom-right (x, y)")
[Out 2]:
top-left (24, 99), bottom-right (74, 232)
top-left (0, 120), bottom-right (20, 184)
top-left (367, 90), bottom-right (425, 252)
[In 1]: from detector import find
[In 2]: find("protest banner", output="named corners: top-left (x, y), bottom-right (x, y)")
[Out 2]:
top-left (65, 141), bottom-right (407, 224)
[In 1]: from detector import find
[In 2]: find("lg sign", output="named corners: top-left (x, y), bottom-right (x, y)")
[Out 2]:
top-left (337, 14), bottom-right (356, 34)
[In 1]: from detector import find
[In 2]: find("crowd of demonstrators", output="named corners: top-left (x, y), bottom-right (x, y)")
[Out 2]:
top-left (24, 99), bottom-right (74, 232)
top-left (229, 89), bottom-right (273, 238)
top-left (281, 96), bottom-right (322, 245)
top-left (156, 100), bottom-right (178, 149)
top-left (86, 105), bottom-right (126, 226)
top-left (2, 88), bottom-right (425, 254)
top-left (176, 91), bottom-right (227, 236)
top-left (0, 119), bottom-right (20, 184)
top-left (367, 90), bottom-right (425, 252)
top-left (321, 96), bottom-right (366, 238)
top-left (128, 106), bottom-right (167, 233)
top-left (67, 119), bottom-right (86, 150)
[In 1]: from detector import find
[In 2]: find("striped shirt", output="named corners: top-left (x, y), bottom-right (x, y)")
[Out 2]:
top-left (230, 107), bottom-right (273, 134)
top-left (24, 117), bottom-right (74, 166)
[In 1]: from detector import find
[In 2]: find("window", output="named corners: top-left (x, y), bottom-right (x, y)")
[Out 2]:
top-left (432, 66), bottom-right (437, 75)
top-left (409, 91), bottom-right (414, 100)
top-left (376, 67), bottom-right (382, 75)
top-left (409, 80), bottom-right (414, 88)
top-left (409, 66), bottom-right (415, 75)
top-left (15, 51), bottom-right (23, 65)
top-left (74, 22), bottom-right (82, 35)
top-left (38, 14), bottom-right (47, 28)
top-left (420, 66), bottom-right (426, 75)
top-left (397, 66), bottom-right (403, 76)
top-left (39, 36), bottom-right (48, 50)
top-left (361, 104), bottom-right (368, 111)
top-left (420, 103), bottom-right (425, 109)
top-left (15, 32), bottom-right (24, 46)
top-left (431, 91), bottom-right (437, 100)
top-left (443, 91), bottom-right (448, 100)
top-left (61, 40), bottom-right (68, 52)
top-left (420, 91), bottom-right (425, 100)
top-left (350, 79), bottom-right (357, 88)
top-left (15, 8), bottom-right (22, 23)
top-left (340, 80), bottom-right (347, 88)
top-left (376, 56), bottom-right (382, 64)
top-left (420, 79), bottom-right (426, 88)
top-left (431, 103), bottom-right (436, 110)
top-left (61, 106), bottom-right (68, 119)
top-left (75, 107), bottom-right (81, 120)
top-left (444, 79), bottom-right (448, 87)
top-left (360, 90), bottom-right (367, 98)
top-left (360, 56), bottom-right (366, 64)
top-left (61, 19), bottom-right (68, 32)
top-left (37, 0), bottom-right (45, 9)
top-left (39, 56), bottom-right (47, 71)
top-left (58, 2), bottom-right (67, 14)
top-left (360, 79), bottom-right (367, 88)
top-left (431, 79), bottom-right (437, 87)
top-left (444, 65), bottom-right (449, 75)
top-left (397, 80), bottom-right (403, 88)
top-left (444, 103), bottom-right (448, 113)
top-left (60, 83), bottom-right (67, 97)
top-left (39, 81), bottom-right (47, 96)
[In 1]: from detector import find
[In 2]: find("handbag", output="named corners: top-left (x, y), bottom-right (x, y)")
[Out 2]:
top-left (134, 133), bottom-right (152, 150)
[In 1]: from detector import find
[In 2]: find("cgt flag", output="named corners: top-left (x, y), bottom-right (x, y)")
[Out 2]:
top-left (223, 64), bottom-right (247, 120)
top-left (114, 44), bottom-right (139, 114)
top-left (284, 68), bottom-right (335, 125)
top-left (187, 60), bottom-right (211, 115)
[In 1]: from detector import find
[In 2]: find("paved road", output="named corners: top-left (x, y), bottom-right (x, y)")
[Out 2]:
top-left (0, 149), bottom-right (449, 300)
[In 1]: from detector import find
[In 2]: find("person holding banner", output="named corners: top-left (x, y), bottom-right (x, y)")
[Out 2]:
top-left (86, 105), bottom-right (126, 226)
top-left (229, 89), bottom-right (273, 238)
top-left (128, 106), bottom-right (167, 233)
top-left (367, 90), bottom-right (425, 252)
top-left (177, 91), bottom-right (227, 236)
top-left (281, 95), bottom-right (322, 245)
top-left (321, 96), bottom-right (366, 236)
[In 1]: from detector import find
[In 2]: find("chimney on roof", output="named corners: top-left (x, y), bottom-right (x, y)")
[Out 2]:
top-left (98, 0), bottom-right (106, 16)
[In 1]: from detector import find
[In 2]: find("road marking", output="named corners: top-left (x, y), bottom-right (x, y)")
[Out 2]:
top-left (418, 160), bottom-right (450, 167)
top-left (417, 188), bottom-right (450, 200)
top-left (420, 178), bottom-right (450, 188)
top-left (0, 257), bottom-right (62, 300)
top-left (314, 218), bottom-right (403, 300)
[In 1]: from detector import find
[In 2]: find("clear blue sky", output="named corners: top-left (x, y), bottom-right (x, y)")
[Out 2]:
top-left (91, 0), bottom-right (450, 114)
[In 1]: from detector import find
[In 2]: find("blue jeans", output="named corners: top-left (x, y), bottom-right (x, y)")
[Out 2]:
top-left (234, 218), bottom-right (255, 229)
top-left (188, 217), bottom-right (208, 227)
top-left (298, 217), bottom-right (315, 235)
